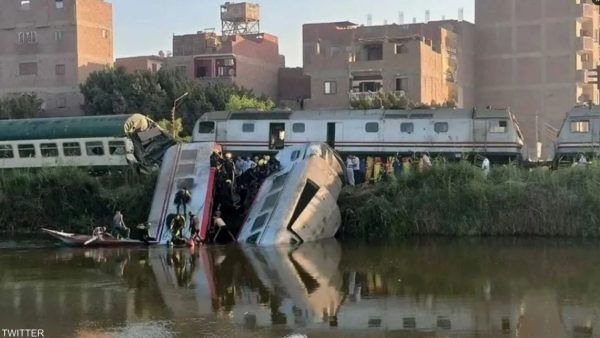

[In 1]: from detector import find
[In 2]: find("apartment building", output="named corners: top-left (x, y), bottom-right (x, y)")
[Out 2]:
top-left (116, 55), bottom-right (166, 73)
top-left (302, 20), bottom-right (475, 110)
top-left (475, 0), bottom-right (600, 158)
top-left (168, 31), bottom-right (283, 101)
top-left (0, 0), bottom-right (113, 117)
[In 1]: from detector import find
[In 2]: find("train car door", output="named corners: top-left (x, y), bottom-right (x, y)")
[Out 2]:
top-left (269, 123), bottom-right (285, 150)
top-left (473, 119), bottom-right (487, 152)
top-left (327, 123), bottom-right (336, 148)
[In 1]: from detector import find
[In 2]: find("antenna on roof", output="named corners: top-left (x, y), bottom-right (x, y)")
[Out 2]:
top-left (398, 11), bottom-right (404, 25)
top-left (367, 14), bottom-right (372, 26)
top-left (458, 8), bottom-right (464, 21)
top-left (425, 10), bottom-right (430, 23)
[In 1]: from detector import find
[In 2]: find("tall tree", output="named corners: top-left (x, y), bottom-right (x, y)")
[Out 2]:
top-left (0, 93), bottom-right (43, 119)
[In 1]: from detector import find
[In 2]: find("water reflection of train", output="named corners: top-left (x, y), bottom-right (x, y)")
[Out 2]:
top-left (193, 108), bottom-right (526, 161)
top-left (149, 242), bottom-right (598, 337)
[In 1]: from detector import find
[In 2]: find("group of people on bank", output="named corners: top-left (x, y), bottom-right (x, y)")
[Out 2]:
top-left (345, 153), bottom-right (492, 185)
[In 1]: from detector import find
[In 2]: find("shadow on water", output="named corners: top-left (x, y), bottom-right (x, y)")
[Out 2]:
top-left (1, 238), bottom-right (600, 337)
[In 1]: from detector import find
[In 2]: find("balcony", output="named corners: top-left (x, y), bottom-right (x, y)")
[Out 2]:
top-left (576, 36), bottom-right (593, 52)
top-left (349, 90), bottom-right (405, 101)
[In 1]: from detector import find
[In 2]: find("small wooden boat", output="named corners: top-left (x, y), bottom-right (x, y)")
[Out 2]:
top-left (42, 228), bottom-right (159, 247)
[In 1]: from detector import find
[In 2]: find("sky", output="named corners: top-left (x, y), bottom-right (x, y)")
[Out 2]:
top-left (112, 0), bottom-right (474, 67)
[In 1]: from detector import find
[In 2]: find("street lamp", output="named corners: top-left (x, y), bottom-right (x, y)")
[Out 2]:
top-left (171, 92), bottom-right (189, 138)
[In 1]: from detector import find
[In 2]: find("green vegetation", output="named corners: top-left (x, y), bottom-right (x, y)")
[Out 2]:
top-left (0, 167), bottom-right (156, 234)
top-left (226, 94), bottom-right (275, 111)
top-left (340, 162), bottom-right (600, 240)
top-left (0, 93), bottom-right (43, 119)
top-left (350, 91), bottom-right (456, 110)
top-left (79, 67), bottom-right (273, 135)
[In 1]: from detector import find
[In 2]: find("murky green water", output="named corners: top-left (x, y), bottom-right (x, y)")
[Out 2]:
top-left (1, 238), bottom-right (600, 337)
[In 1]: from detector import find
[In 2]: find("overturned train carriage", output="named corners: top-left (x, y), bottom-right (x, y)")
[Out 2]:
top-left (0, 114), bottom-right (175, 170)
top-left (237, 143), bottom-right (345, 246)
top-left (193, 108), bottom-right (525, 161)
top-left (554, 106), bottom-right (600, 164)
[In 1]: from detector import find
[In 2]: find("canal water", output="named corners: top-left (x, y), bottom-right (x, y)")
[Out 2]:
top-left (1, 238), bottom-right (600, 338)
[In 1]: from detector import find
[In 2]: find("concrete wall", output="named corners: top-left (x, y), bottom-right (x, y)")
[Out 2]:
top-left (116, 56), bottom-right (165, 73)
top-left (0, 0), bottom-right (112, 117)
top-left (475, 0), bottom-right (597, 158)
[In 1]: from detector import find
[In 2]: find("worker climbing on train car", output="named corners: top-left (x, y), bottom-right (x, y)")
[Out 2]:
top-left (174, 187), bottom-right (192, 215)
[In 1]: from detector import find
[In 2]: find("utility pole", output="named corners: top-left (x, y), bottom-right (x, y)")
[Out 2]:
top-left (171, 92), bottom-right (189, 138)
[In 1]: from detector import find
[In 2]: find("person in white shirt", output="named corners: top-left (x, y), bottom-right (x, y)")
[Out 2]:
top-left (481, 157), bottom-right (490, 177)
top-left (346, 155), bottom-right (357, 186)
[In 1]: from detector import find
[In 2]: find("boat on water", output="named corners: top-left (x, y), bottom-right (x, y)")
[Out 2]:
top-left (41, 228), bottom-right (159, 247)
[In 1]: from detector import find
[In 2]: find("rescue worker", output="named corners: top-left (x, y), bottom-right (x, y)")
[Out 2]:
top-left (418, 153), bottom-right (432, 172)
top-left (174, 188), bottom-right (192, 215)
top-left (481, 157), bottom-right (490, 177)
top-left (188, 211), bottom-right (201, 241)
top-left (346, 155), bottom-right (359, 186)
top-left (112, 210), bottom-right (130, 239)
top-left (402, 157), bottom-right (412, 175)
top-left (394, 156), bottom-right (403, 177)
top-left (170, 214), bottom-right (186, 245)
top-left (224, 153), bottom-right (236, 182)
top-left (267, 155), bottom-right (281, 173)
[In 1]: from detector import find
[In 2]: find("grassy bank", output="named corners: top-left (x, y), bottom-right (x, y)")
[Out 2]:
top-left (0, 168), bottom-right (156, 234)
top-left (339, 162), bottom-right (600, 240)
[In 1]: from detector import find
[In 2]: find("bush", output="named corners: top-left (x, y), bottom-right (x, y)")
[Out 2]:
top-left (340, 162), bottom-right (600, 240)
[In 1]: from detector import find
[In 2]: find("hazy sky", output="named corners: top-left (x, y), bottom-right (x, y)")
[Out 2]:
top-left (112, 0), bottom-right (474, 67)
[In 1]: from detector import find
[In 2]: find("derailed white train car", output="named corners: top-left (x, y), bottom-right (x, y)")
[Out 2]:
top-left (554, 106), bottom-right (600, 164)
top-left (193, 108), bottom-right (525, 161)
top-left (237, 143), bottom-right (345, 246)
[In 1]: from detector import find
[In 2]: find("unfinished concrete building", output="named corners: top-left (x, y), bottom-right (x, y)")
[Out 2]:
top-left (168, 2), bottom-right (283, 101)
top-left (0, 0), bottom-right (113, 117)
top-left (116, 55), bottom-right (166, 73)
top-left (302, 20), bottom-right (475, 110)
top-left (475, 0), bottom-right (600, 158)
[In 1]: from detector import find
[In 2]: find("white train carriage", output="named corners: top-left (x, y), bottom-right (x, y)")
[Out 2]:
top-left (193, 108), bottom-right (525, 161)
top-left (554, 106), bottom-right (600, 163)
top-left (0, 114), bottom-right (174, 170)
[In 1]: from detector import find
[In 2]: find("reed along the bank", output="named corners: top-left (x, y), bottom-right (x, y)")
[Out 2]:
top-left (339, 162), bottom-right (600, 240)
top-left (0, 167), bottom-right (156, 234)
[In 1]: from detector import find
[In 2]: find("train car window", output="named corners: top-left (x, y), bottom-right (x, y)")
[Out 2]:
top-left (85, 142), bottom-right (105, 156)
top-left (63, 142), bottom-right (81, 157)
top-left (570, 121), bottom-right (590, 133)
top-left (108, 141), bottom-right (126, 155)
top-left (40, 143), bottom-right (59, 157)
top-left (251, 213), bottom-right (269, 232)
top-left (242, 123), bottom-right (255, 133)
top-left (292, 123), bottom-right (305, 133)
top-left (18, 144), bottom-right (36, 158)
top-left (198, 121), bottom-right (215, 134)
top-left (434, 122), bottom-right (449, 133)
top-left (365, 122), bottom-right (379, 133)
top-left (401, 123), bottom-right (414, 133)
top-left (489, 120), bottom-right (508, 133)
top-left (0, 145), bottom-right (14, 158)
top-left (291, 150), bottom-right (301, 161)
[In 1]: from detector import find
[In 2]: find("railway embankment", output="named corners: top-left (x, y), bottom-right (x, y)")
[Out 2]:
top-left (0, 168), bottom-right (155, 234)
top-left (338, 161), bottom-right (600, 240)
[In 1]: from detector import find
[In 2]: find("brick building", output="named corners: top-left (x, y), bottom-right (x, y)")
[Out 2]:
top-left (0, 0), bottom-right (113, 117)
top-left (475, 0), bottom-right (600, 158)
top-left (301, 20), bottom-right (475, 110)
top-left (116, 55), bottom-right (166, 73)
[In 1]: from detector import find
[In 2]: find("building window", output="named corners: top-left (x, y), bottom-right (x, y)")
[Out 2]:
top-left (85, 142), bottom-right (105, 156)
top-left (151, 63), bottom-right (158, 72)
top-left (396, 78), bottom-right (408, 91)
top-left (489, 120), bottom-right (508, 133)
top-left (55, 64), bottom-right (65, 76)
top-left (434, 122), bottom-right (449, 133)
top-left (242, 123), bottom-right (255, 133)
top-left (401, 122), bottom-right (414, 134)
top-left (292, 123), bottom-right (305, 133)
top-left (365, 122), bottom-right (379, 133)
top-left (55, 0), bottom-right (64, 9)
top-left (40, 143), bottom-right (59, 158)
top-left (324, 81), bottom-right (337, 95)
top-left (18, 144), bottom-right (36, 158)
top-left (0, 145), bottom-right (14, 159)
top-left (19, 62), bottom-right (38, 76)
top-left (395, 44), bottom-right (408, 54)
top-left (102, 29), bottom-right (109, 39)
top-left (571, 120), bottom-right (590, 133)
top-left (18, 32), bottom-right (37, 45)
top-left (54, 31), bottom-right (64, 41)
top-left (56, 95), bottom-right (67, 108)
top-left (62, 142), bottom-right (81, 157)
top-left (195, 67), bottom-right (207, 78)
top-left (20, 0), bottom-right (31, 10)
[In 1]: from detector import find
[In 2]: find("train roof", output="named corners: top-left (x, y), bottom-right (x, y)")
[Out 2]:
top-left (199, 108), bottom-right (511, 121)
top-left (565, 106), bottom-right (600, 118)
top-left (0, 114), bottom-right (155, 141)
